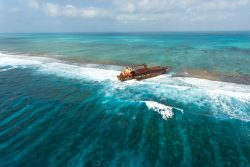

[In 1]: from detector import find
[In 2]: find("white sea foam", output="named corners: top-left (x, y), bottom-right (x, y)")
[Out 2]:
top-left (0, 52), bottom-right (120, 82)
top-left (38, 62), bottom-right (119, 82)
top-left (143, 101), bottom-right (174, 120)
top-left (1, 52), bottom-right (250, 122)
top-left (0, 53), bottom-right (42, 66)
top-left (143, 77), bottom-right (250, 121)
top-left (143, 101), bottom-right (183, 120)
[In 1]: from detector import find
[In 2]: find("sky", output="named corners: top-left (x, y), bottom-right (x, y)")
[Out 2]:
top-left (0, 0), bottom-right (250, 32)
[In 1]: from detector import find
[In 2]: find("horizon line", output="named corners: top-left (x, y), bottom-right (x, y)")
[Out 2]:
top-left (1, 30), bottom-right (250, 34)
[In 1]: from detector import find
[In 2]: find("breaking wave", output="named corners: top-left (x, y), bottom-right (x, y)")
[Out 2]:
top-left (1, 52), bottom-right (250, 122)
top-left (142, 101), bottom-right (183, 120)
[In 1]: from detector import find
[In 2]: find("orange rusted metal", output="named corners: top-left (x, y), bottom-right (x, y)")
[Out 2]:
top-left (117, 64), bottom-right (169, 81)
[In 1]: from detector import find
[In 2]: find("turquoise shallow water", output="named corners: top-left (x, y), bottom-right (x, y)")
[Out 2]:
top-left (0, 32), bottom-right (250, 166)
top-left (0, 32), bottom-right (250, 78)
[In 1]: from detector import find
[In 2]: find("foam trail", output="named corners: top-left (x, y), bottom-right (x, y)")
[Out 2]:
top-left (143, 101), bottom-right (183, 120)
top-left (38, 62), bottom-right (119, 82)
top-left (1, 52), bottom-right (250, 122)
top-left (0, 54), bottom-right (42, 66)
top-left (0, 52), bottom-right (120, 82)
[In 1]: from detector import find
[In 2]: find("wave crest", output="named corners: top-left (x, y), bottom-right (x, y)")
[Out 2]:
top-left (1, 52), bottom-right (249, 122)
top-left (142, 101), bottom-right (183, 120)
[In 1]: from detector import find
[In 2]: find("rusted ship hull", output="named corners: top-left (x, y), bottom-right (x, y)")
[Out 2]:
top-left (117, 64), bottom-right (169, 81)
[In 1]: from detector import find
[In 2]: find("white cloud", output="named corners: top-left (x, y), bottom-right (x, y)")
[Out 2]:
top-left (114, 0), bottom-right (188, 13)
top-left (115, 0), bottom-right (250, 14)
top-left (27, 0), bottom-right (39, 10)
top-left (80, 7), bottom-right (100, 18)
top-left (120, 2), bottom-right (136, 13)
top-left (43, 3), bottom-right (107, 19)
top-left (204, 0), bottom-right (250, 10)
top-left (44, 3), bottom-right (59, 16)
top-left (112, 0), bottom-right (250, 23)
top-left (29, 0), bottom-right (250, 24)
top-left (125, 3), bottom-right (136, 13)
top-left (62, 5), bottom-right (78, 17)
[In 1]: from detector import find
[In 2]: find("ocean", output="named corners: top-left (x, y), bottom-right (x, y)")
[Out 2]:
top-left (0, 32), bottom-right (249, 167)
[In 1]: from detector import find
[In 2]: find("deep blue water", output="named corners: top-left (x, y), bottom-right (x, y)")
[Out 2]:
top-left (0, 32), bottom-right (250, 167)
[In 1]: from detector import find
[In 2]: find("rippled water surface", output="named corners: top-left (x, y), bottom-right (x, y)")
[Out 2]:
top-left (0, 32), bottom-right (250, 167)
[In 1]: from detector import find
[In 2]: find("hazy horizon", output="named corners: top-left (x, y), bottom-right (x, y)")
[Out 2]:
top-left (1, 30), bottom-right (250, 34)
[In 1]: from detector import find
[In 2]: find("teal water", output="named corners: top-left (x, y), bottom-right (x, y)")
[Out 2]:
top-left (0, 32), bottom-right (250, 79)
top-left (0, 32), bottom-right (250, 166)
